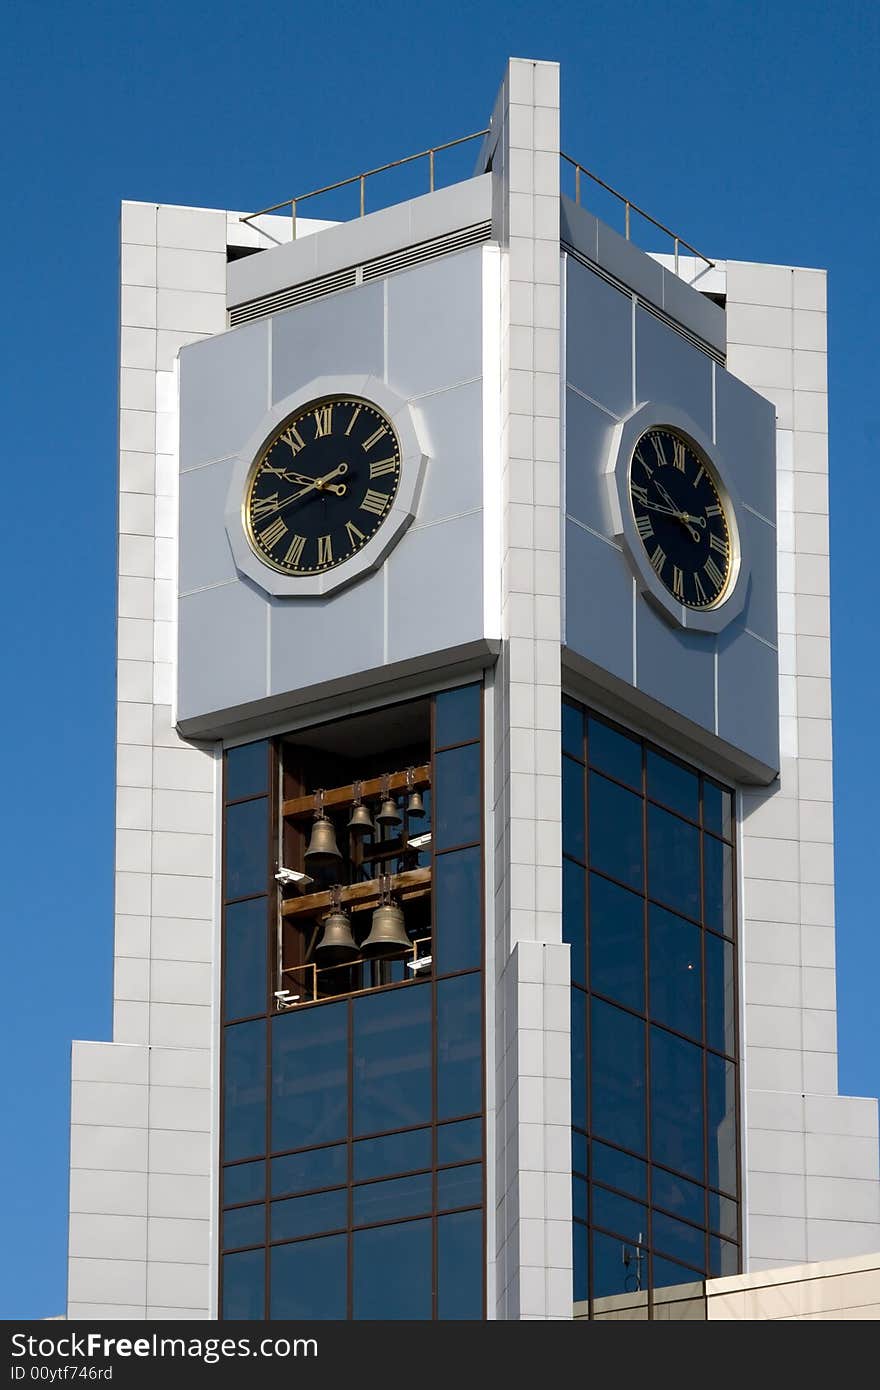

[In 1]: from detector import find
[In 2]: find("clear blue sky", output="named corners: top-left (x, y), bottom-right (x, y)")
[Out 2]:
top-left (1, 0), bottom-right (877, 1319)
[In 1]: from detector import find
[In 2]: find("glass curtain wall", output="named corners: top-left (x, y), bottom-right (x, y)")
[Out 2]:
top-left (219, 684), bottom-right (486, 1319)
top-left (563, 698), bottom-right (740, 1311)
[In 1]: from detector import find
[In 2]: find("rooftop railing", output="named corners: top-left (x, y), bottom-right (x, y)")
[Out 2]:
top-left (240, 129), bottom-right (489, 239)
top-left (561, 152), bottom-right (715, 276)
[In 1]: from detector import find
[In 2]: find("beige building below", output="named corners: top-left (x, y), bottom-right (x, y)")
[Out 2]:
top-left (575, 1251), bottom-right (880, 1319)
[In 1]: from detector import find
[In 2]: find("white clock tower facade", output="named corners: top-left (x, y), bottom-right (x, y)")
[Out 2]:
top-left (65, 58), bottom-right (880, 1320)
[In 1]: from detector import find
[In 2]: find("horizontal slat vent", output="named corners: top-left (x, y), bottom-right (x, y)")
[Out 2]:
top-left (229, 221), bottom-right (493, 326)
top-left (562, 241), bottom-right (726, 367)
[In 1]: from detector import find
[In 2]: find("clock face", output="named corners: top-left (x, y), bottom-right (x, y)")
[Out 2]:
top-left (244, 396), bottom-right (402, 575)
top-left (629, 428), bottom-right (734, 609)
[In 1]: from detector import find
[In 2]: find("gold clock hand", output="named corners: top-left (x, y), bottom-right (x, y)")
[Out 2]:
top-left (261, 464), bottom-right (347, 495)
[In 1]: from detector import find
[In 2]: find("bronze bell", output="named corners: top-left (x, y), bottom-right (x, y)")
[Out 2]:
top-left (406, 789), bottom-right (425, 818)
top-left (361, 900), bottom-right (410, 958)
top-left (376, 796), bottom-right (402, 828)
top-left (304, 814), bottom-right (342, 866)
top-left (347, 802), bottom-right (375, 835)
top-left (314, 906), bottom-right (359, 964)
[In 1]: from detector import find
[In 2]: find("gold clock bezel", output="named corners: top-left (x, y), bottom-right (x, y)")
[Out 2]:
top-left (628, 425), bottom-right (737, 612)
top-left (242, 394), bottom-right (403, 578)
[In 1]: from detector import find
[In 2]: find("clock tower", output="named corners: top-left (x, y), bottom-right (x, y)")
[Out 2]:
top-left (65, 57), bottom-right (880, 1320)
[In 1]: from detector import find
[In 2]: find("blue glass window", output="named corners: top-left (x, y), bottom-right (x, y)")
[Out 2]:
top-left (353, 1219), bottom-right (432, 1320)
top-left (649, 905), bottom-right (702, 1041)
top-left (563, 858), bottom-right (586, 986)
top-left (437, 974), bottom-right (482, 1120)
top-left (563, 756), bottom-right (586, 861)
top-left (353, 984), bottom-right (432, 1135)
top-left (591, 1142), bottom-right (647, 1200)
top-left (437, 1210), bottom-right (483, 1319)
top-left (591, 1000), bottom-right (646, 1155)
top-left (563, 701), bottom-right (584, 760)
top-left (570, 989), bottom-right (587, 1132)
top-left (709, 1235), bottom-right (739, 1277)
top-left (592, 1186), bottom-right (648, 1246)
top-left (272, 1003), bottom-right (348, 1153)
top-left (705, 933), bottom-right (735, 1056)
top-left (707, 1054), bottom-right (737, 1195)
top-left (590, 873), bottom-right (644, 1012)
top-left (223, 1160), bottom-right (265, 1206)
top-left (588, 718), bottom-right (641, 789)
top-left (225, 797), bottom-right (268, 900)
top-left (437, 1118), bottom-right (482, 1166)
top-left (434, 846), bottom-right (482, 975)
top-left (437, 1163), bottom-right (482, 1211)
top-left (226, 740), bottom-right (268, 802)
top-left (354, 1128), bottom-right (431, 1181)
top-left (434, 744), bottom-right (481, 850)
top-left (353, 1172), bottom-right (432, 1226)
top-left (589, 773), bottom-right (643, 890)
top-left (573, 1222), bottom-right (589, 1303)
top-left (223, 1020), bottom-right (266, 1162)
top-left (652, 1168), bottom-right (704, 1227)
top-left (592, 1228), bottom-right (645, 1299)
top-left (271, 1188), bottom-right (346, 1241)
top-left (709, 1192), bottom-right (738, 1241)
top-left (651, 1252), bottom-right (701, 1290)
top-left (572, 1129), bottom-right (588, 1177)
top-left (270, 1235), bottom-right (346, 1320)
top-left (224, 897), bottom-right (266, 1022)
top-left (650, 1028), bottom-right (704, 1181)
top-left (572, 1174), bottom-right (588, 1222)
top-left (704, 835), bottom-right (734, 937)
top-left (434, 684), bottom-right (481, 748)
top-left (271, 1144), bottom-right (347, 1197)
top-left (647, 750), bottom-right (699, 822)
top-left (223, 1203), bottom-right (265, 1250)
top-left (222, 1248), bottom-right (264, 1319)
top-left (652, 1210), bottom-right (705, 1268)
top-left (648, 805), bottom-right (700, 919)
top-left (703, 782), bottom-right (733, 840)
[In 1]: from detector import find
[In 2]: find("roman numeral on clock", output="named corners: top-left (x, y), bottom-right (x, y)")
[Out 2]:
top-left (369, 456), bottom-right (397, 479)
top-left (360, 489), bottom-right (389, 516)
top-left (632, 483), bottom-right (649, 506)
top-left (709, 532), bottom-right (729, 556)
top-left (345, 405), bottom-right (362, 436)
top-left (281, 424), bottom-right (305, 454)
top-left (636, 514), bottom-right (653, 540)
top-left (706, 503), bottom-right (722, 517)
top-left (259, 517), bottom-right (287, 549)
top-left (672, 438), bottom-right (686, 471)
top-left (317, 535), bottom-right (333, 566)
top-left (345, 520), bottom-right (366, 547)
top-left (283, 535), bottom-right (306, 568)
top-left (650, 544), bottom-right (666, 576)
top-left (673, 566), bottom-right (684, 598)
top-left (313, 404), bottom-right (333, 437)
top-left (651, 435), bottom-right (667, 468)
top-left (704, 556), bottom-right (725, 589)
top-left (693, 572), bottom-right (707, 604)
top-left (362, 424), bottom-right (388, 451)
top-left (252, 492), bottom-right (279, 518)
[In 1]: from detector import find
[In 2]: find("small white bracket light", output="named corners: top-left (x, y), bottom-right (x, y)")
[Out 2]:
top-left (406, 955), bottom-right (433, 974)
top-left (274, 989), bottom-right (301, 1007)
top-left (407, 833), bottom-right (432, 850)
top-left (275, 867), bottom-right (314, 888)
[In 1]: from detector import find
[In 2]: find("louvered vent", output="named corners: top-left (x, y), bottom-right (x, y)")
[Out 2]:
top-left (228, 221), bottom-right (493, 327)
top-left (562, 240), bottom-right (726, 367)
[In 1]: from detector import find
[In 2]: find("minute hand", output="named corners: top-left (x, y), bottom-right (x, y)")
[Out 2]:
top-left (256, 464), bottom-right (350, 520)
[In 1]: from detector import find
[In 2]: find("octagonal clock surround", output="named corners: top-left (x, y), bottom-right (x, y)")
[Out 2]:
top-left (606, 401), bottom-right (751, 634)
top-left (225, 374), bottom-right (429, 598)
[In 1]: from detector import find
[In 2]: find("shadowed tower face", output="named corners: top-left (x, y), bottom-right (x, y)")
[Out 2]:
top-left (64, 57), bottom-right (879, 1322)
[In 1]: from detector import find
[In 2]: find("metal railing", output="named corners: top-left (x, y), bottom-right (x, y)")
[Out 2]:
top-left (561, 153), bottom-right (714, 276)
top-left (241, 130), bottom-right (489, 239)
